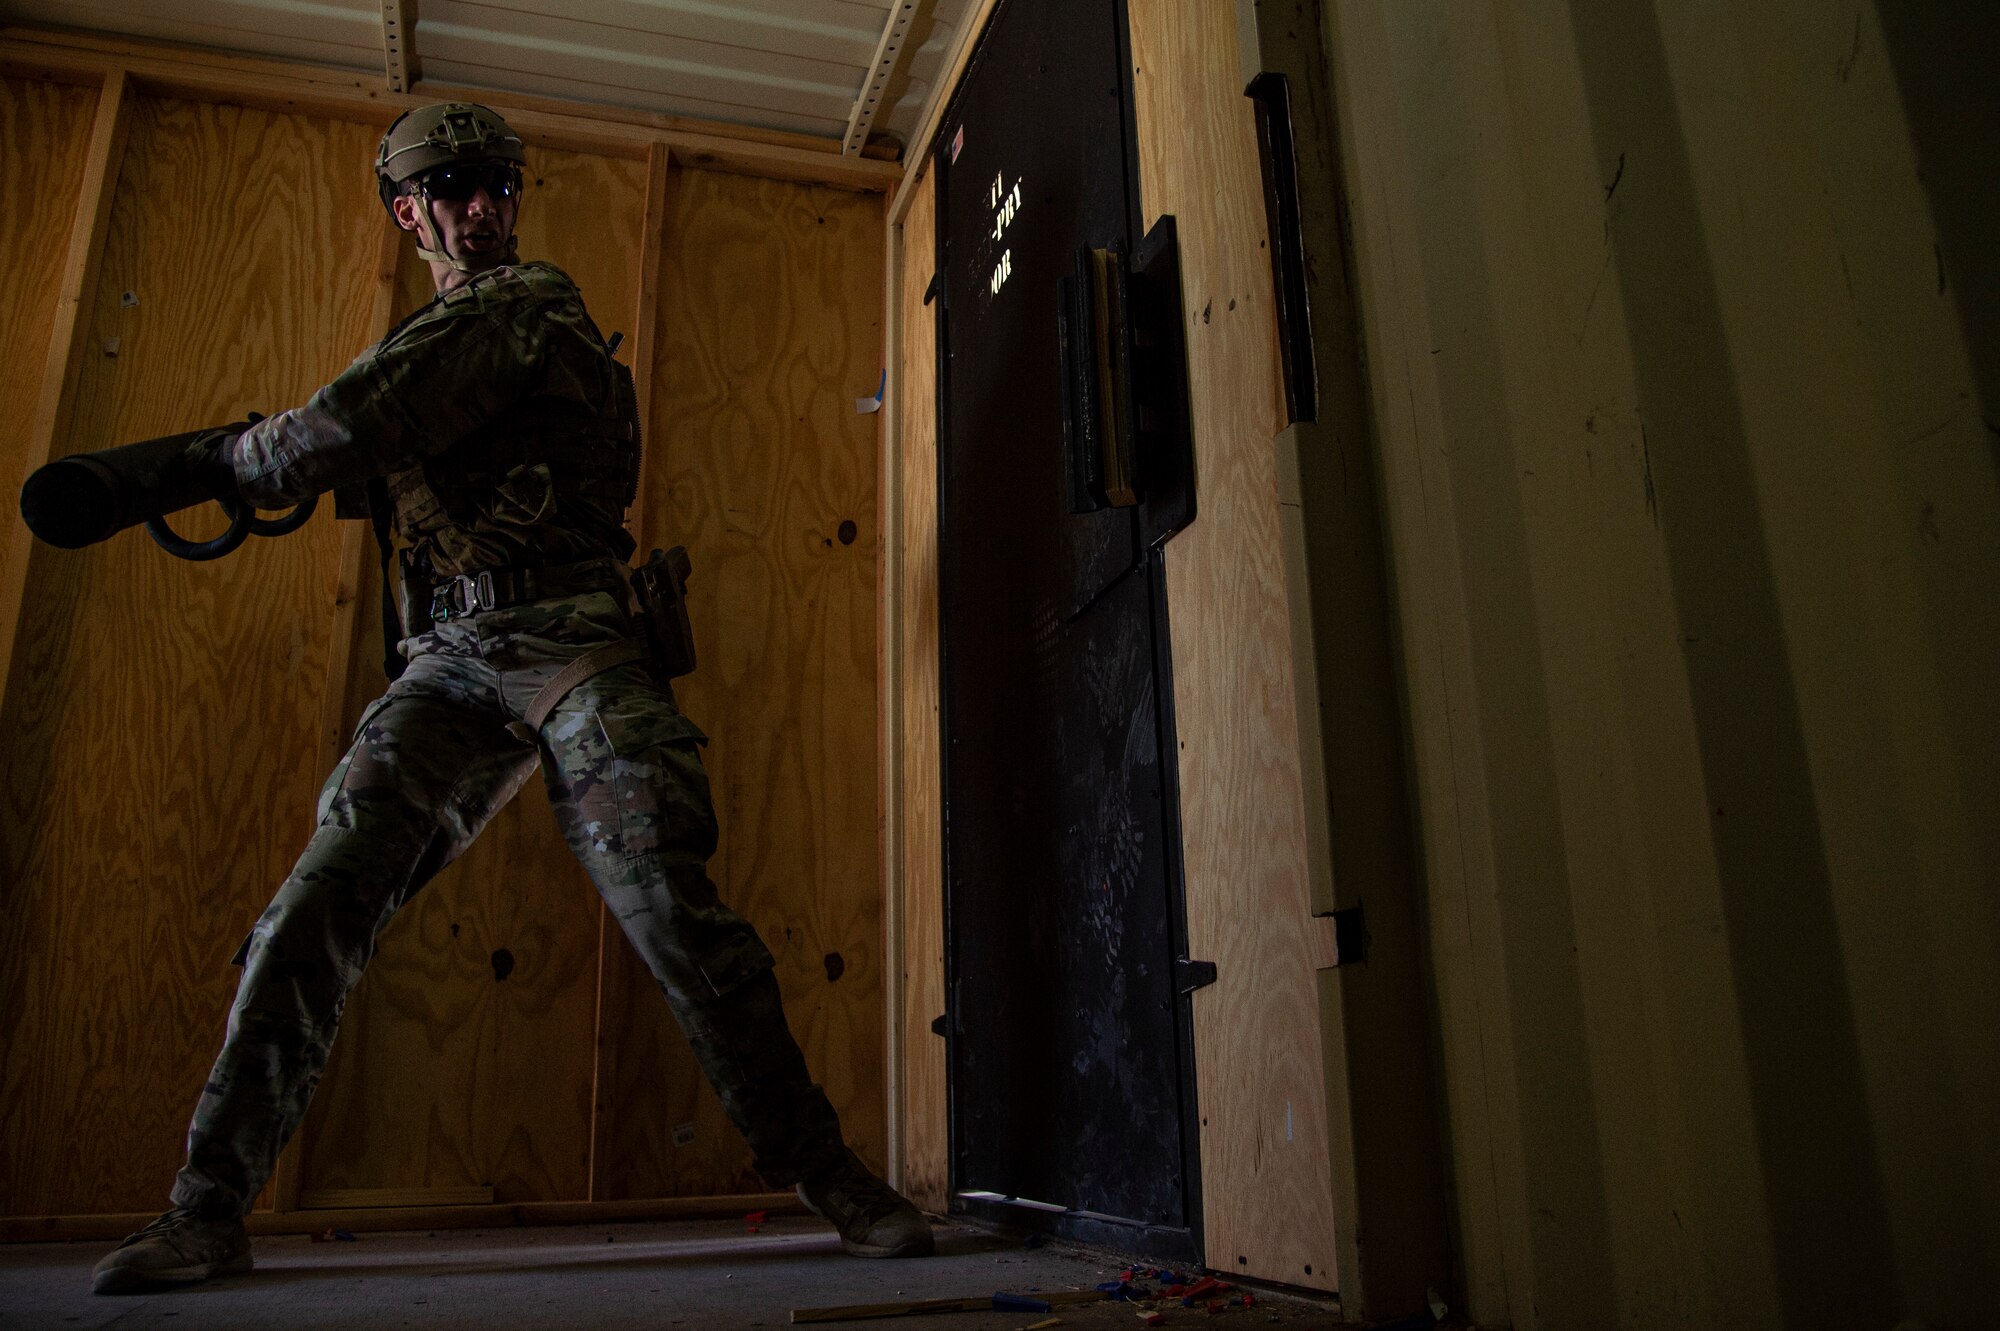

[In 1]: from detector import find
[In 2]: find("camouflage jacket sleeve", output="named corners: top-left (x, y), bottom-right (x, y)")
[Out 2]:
top-left (225, 266), bottom-right (575, 507)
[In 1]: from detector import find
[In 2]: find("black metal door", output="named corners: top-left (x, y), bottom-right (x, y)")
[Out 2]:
top-left (934, 0), bottom-right (1199, 1258)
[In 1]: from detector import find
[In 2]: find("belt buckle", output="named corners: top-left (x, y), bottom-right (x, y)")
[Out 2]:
top-left (429, 575), bottom-right (470, 623)
top-left (431, 571), bottom-right (499, 622)
top-left (428, 580), bottom-right (454, 623)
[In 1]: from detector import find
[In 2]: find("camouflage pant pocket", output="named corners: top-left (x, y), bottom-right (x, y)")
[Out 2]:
top-left (594, 703), bottom-right (711, 862)
top-left (612, 745), bottom-right (668, 858)
top-left (316, 695), bottom-right (394, 826)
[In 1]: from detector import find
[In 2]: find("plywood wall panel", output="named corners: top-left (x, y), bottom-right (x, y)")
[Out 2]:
top-left (593, 167), bottom-right (884, 1196)
top-left (889, 168), bottom-right (946, 1212)
top-left (514, 147), bottom-right (648, 343)
top-left (1127, 2), bottom-right (1341, 1292)
top-left (0, 76), bottom-right (97, 608)
top-left (0, 95), bottom-right (381, 1218)
top-left (299, 146), bottom-right (649, 1205)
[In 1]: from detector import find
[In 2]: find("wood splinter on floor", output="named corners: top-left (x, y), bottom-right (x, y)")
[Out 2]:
top-left (790, 1288), bottom-right (1105, 1323)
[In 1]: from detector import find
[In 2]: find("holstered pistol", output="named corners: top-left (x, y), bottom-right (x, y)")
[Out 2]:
top-left (631, 546), bottom-right (697, 680)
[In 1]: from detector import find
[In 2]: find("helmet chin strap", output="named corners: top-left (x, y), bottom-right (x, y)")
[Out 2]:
top-left (411, 193), bottom-right (517, 274)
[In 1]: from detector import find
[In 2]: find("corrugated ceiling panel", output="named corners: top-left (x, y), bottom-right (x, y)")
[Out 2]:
top-left (897, 19), bottom-right (953, 85)
top-left (875, 7), bottom-right (956, 144)
top-left (424, 0), bottom-right (859, 127)
top-left (419, 57), bottom-right (849, 138)
top-left (449, 0), bottom-right (888, 68)
top-left (4, 0), bottom-right (381, 71)
top-left (3, 0), bottom-right (978, 153)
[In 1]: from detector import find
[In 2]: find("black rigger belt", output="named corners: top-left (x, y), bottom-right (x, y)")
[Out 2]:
top-left (427, 556), bottom-right (628, 623)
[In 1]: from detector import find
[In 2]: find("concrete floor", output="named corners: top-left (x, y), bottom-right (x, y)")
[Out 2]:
top-left (0, 1214), bottom-right (1351, 1331)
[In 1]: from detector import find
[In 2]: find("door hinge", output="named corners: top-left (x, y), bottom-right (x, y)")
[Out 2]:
top-left (1175, 958), bottom-right (1217, 994)
top-left (930, 1012), bottom-right (950, 1037)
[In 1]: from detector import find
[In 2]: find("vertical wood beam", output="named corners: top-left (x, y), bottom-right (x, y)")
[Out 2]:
top-left (877, 188), bottom-right (904, 1185)
top-left (588, 140), bottom-right (669, 1202)
top-left (1246, 2), bottom-right (1448, 1313)
top-left (875, 0), bottom-right (995, 1204)
top-left (0, 68), bottom-right (130, 730)
top-left (381, 0), bottom-right (420, 94)
top-left (629, 143), bottom-right (670, 484)
top-left (268, 210), bottom-right (409, 1214)
top-left (1128, 1), bottom-right (1340, 1289)
top-left (887, 168), bottom-right (946, 1213)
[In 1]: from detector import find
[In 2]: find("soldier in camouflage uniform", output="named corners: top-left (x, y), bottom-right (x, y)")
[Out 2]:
top-left (93, 102), bottom-right (932, 1296)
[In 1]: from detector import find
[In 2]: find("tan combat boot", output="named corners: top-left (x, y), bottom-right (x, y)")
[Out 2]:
top-left (92, 1207), bottom-right (252, 1294)
top-left (797, 1150), bottom-right (936, 1258)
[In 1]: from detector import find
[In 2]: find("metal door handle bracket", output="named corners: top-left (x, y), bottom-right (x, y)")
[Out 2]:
top-left (1057, 217), bottom-right (1195, 539)
top-left (1175, 958), bottom-right (1218, 994)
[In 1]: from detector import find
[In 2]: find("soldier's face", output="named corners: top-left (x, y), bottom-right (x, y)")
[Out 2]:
top-left (435, 187), bottom-right (517, 264)
top-left (393, 171), bottom-right (520, 269)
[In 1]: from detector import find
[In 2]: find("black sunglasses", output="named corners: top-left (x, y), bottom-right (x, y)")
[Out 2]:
top-left (416, 162), bottom-right (522, 204)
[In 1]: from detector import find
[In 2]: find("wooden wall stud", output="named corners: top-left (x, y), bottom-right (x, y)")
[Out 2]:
top-left (0, 67), bottom-right (128, 724)
top-left (589, 139), bottom-right (670, 1204)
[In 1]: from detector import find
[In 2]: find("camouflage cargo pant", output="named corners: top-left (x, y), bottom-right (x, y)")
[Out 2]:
top-left (169, 587), bottom-right (845, 1218)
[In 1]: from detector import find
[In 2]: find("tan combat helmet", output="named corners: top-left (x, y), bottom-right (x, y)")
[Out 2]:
top-left (375, 102), bottom-right (528, 271)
